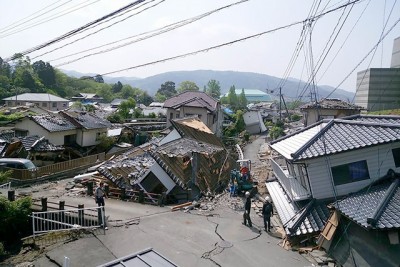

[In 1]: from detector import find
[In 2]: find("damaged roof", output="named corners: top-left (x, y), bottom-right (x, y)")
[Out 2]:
top-left (267, 181), bottom-right (330, 236)
top-left (30, 114), bottom-right (77, 132)
top-left (0, 130), bottom-right (15, 143)
top-left (163, 91), bottom-right (218, 112)
top-left (270, 118), bottom-right (400, 161)
top-left (60, 110), bottom-right (111, 129)
top-left (20, 135), bottom-right (64, 152)
top-left (171, 117), bottom-right (223, 147)
top-left (300, 98), bottom-right (363, 110)
top-left (333, 170), bottom-right (400, 230)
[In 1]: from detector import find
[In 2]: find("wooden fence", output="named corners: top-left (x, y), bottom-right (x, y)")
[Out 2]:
top-left (8, 153), bottom-right (106, 180)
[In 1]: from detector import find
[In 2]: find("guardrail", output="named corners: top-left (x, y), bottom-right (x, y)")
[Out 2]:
top-left (32, 206), bottom-right (105, 237)
top-left (0, 181), bottom-right (11, 190)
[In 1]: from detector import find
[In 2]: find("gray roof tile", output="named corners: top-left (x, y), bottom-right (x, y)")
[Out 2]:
top-left (31, 114), bottom-right (77, 132)
top-left (163, 91), bottom-right (218, 112)
top-left (3, 93), bottom-right (68, 102)
top-left (61, 111), bottom-right (111, 129)
top-left (271, 118), bottom-right (400, 161)
top-left (334, 172), bottom-right (400, 230)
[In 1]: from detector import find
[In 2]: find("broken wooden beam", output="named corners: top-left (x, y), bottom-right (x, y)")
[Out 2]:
top-left (171, 202), bottom-right (192, 211)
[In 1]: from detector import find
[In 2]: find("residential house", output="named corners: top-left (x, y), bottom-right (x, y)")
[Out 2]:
top-left (163, 91), bottom-right (223, 137)
top-left (97, 117), bottom-right (235, 203)
top-left (300, 98), bottom-right (363, 127)
top-left (14, 111), bottom-right (112, 148)
top-left (19, 135), bottom-right (64, 166)
top-left (71, 93), bottom-right (104, 104)
top-left (2, 93), bottom-right (69, 111)
top-left (266, 115), bottom-right (400, 242)
top-left (321, 170), bottom-right (400, 267)
top-left (222, 89), bottom-right (274, 103)
top-left (243, 110), bottom-right (267, 134)
top-left (14, 113), bottom-right (77, 146)
top-left (59, 110), bottom-right (111, 147)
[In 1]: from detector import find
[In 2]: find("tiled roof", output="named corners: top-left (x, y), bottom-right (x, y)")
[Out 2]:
top-left (2, 93), bottom-right (69, 102)
top-left (0, 130), bottom-right (15, 142)
top-left (163, 91), bottom-right (218, 112)
top-left (333, 170), bottom-right (400, 230)
top-left (300, 98), bottom-right (363, 110)
top-left (30, 114), bottom-right (77, 132)
top-left (266, 181), bottom-right (329, 236)
top-left (60, 111), bottom-right (111, 129)
top-left (171, 117), bottom-right (223, 147)
top-left (270, 119), bottom-right (400, 161)
top-left (20, 135), bottom-right (64, 152)
top-left (343, 114), bottom-right (400, 124)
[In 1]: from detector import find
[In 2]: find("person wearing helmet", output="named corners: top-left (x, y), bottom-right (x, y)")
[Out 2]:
top-left (242, 191), bottom-right (252, 227)
top-left (262, 196), bottom-right (273, 232)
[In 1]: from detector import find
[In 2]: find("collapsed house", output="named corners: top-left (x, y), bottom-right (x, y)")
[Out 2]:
top-left (97, 117), bottom-right (236, 203)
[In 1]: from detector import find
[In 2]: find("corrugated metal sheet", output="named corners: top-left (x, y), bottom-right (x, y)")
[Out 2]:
top-left (266, 181), bottom-right (329, 236)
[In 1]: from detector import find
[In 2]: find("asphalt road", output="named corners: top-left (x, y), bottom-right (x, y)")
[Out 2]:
top-left (10, 134), bottom-right (313, 267)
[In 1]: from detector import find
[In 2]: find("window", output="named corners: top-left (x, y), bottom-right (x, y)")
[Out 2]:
top-left (42, 102), bottom-right (47, 107)
top-left (176, 114), bottom-right (180, 118)
top-left (52, 102), bottom-right (57, 108)
top-left (392, 148), bottom-right (400, 167)
top-left (331, 160), bottom-right (370, 186)
top-left (170, 113), bottom-right (173, 120)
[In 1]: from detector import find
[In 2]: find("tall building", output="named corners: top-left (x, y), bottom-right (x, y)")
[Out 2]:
top-left (355, 37), bottom-right (400, 112)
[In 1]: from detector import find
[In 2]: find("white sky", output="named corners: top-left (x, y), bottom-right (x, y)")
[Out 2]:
top-left (0, 0), bottom-right (399, 93)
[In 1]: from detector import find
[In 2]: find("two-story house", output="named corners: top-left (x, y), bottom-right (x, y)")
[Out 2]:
top-left (267, 115), bottom-right (400, 241)
top-left (163, 91), bottom-right (223, 137)
top-left (3, 93), bottom-right (69, 111)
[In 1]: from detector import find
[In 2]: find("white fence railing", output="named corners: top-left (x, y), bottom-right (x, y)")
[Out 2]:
top-left (32, 206), bottom-right (105, 236)
top-left (0, 182), bottom-right (11, 191)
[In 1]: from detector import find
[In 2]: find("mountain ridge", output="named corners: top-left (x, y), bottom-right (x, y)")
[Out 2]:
top-left (61, 69), bottom-right (355, 101)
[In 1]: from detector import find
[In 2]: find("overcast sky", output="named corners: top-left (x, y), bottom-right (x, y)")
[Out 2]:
top-left (1, 0), bottom-right (399, 93)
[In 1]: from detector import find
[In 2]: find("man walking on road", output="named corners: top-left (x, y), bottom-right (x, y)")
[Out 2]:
top-left (262, 196), bottom-right (273, 232)
top-left (242, 191), bottom-right (252, 227)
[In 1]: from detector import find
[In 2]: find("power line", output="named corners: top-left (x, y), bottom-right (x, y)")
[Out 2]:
top-left (0, 0), bottom-right (102, 39)
top-left (50, 0), bottom-right (249, 66)
top-left (4, 0), bottom-right (147, 61)
top-left (0, 0), bottom-right (71, 34)
top-left (33, 0), bottom-right (173, 61)
top-left (90, 0), bottom-right (363, 78)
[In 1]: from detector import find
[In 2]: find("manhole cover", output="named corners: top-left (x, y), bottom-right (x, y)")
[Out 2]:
top-left (218, 240), bottom-right (233, 248)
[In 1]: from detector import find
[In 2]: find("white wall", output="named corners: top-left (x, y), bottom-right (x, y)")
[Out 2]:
top-left (148, 162), bottom-right (176, 193)
top-left (80, 129), bottom-right (107, 147)
top-left (306, 142), bottom-right (400, 199)
top-left (14, 119), bottom-right (76, 146)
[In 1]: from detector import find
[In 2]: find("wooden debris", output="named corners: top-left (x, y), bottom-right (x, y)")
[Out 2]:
top-left (171, 202), bottom-right (192, 211)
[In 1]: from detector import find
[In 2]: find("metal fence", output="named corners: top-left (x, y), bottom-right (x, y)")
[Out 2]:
top-left (32, 206), bottom-right (105, 237)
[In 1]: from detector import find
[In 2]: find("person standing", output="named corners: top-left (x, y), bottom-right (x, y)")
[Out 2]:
top-left (242, 191), bottom-right (252, 227)
top-left (95, 182), bottom-right (108, 230)
top-left (262, 196), bottom-right (273, 232)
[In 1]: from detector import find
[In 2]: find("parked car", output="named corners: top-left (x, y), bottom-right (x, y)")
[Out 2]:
top-left (0, 158), bottom-right (37, 171)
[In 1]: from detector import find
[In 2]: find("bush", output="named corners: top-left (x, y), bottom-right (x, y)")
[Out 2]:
top-left (0, 196), bottom-right (32, 248)
top-left (291, 114), bottom-right (302, 121)
top-left (269, 126), bottom-right (285, 140)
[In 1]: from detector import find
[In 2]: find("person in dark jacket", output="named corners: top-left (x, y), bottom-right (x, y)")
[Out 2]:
top-left (262, 196), bottom-right (273, 232)
top-left (242, 191), bottom-right (252, 227)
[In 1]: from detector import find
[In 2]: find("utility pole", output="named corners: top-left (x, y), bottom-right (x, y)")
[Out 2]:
top-left (279, 87), bottom-right (282, 121)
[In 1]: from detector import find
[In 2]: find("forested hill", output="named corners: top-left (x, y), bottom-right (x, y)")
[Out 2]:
top-left (64, 69), bottom-right (355, 101)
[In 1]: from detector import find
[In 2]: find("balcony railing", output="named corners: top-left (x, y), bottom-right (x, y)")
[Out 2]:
top-left (270, 158), bottom-right (311, 201)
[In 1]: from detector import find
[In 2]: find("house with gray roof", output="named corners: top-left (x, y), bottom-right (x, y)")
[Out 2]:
top-left (3, 93), bottom-right (69, 111)
top-left (14, 111), bottom-right (112, 148)
top-left (324, 170), bottom-right (400, 266)
top-left (163, 91), bottom-right (223, 137)
top-left (71, 93), bottom-right (104, 103)
top-left (300, 98), bottom-right (363, 126)
top-left (266, 115), bottom-right (400, 242)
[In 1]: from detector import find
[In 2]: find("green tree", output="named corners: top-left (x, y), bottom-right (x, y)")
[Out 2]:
top-left (94, 74), bottom-right (104, 83)
top-left (112, 81), bottom-right (123, 93)
top-left (0, 57), bottom-right (11, 78)
top-left (234, 110), bottom-right (246, 133)
top-left (118, 97), bottom-right (136, 119)
top-left (156, 81), bottom-right (176, 100)
top-left (269, 125), bottom-right (285, 139)
top-left (177, 81), bottom-right (199, 93)
top-left (238, 88), bottom-right (247, 109)
top-left (227, 85), bottom-right (238, 110)
top-left (32, 60), bottom-right (56, 88)
top-left (206, 79), bottom-right (221, 99)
